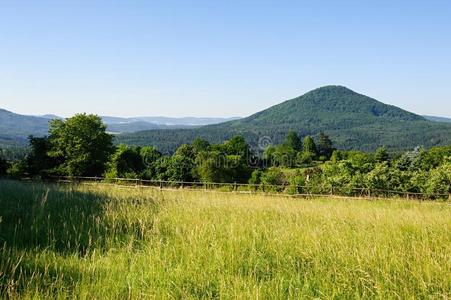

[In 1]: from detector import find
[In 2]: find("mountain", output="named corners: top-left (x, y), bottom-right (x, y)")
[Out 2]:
top-left (40, 114), bottom-right (63, 120)
top-left (102, 116), bottom-right (241, 133)
top-left (0, 108), bottom-right (239, 147)
top-left (117, 86), bottom-right (451, 153)
top-left (0, 109), bottom-right (50, 147)
top-left (423, 115), bottom-right (451, 123)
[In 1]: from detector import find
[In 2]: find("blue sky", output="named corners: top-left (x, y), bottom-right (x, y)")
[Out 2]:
top-left (1, 0), bottom-right (450, 117)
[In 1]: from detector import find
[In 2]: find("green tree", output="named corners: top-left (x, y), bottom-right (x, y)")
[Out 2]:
top-left (48, 114), bottom-right (113, 176)
top-left (166, 144), bottom-right (196, 182)
top-left (284, 130), bottom-right (302, 151)
top-left (25, 136), bottom-right (58, 177)
top-left (192, 138), bottom-right (210, 154)
top-left (266, 145), bottom-right (297, 167)
top-left (296, 151), bottom-right (315, 165)
top-left (426, 162), bottom-right (451, 197)
top-left (223, 135), bottom-right (250, 156)
top-left (417, 146), bottom-right (451, 170)
top-left (105, 145), bottom-right (144, 179)
top-left (195, 151), bottom-right (225, 183)
top-left (153, 156), bottom-right (172, 180)
top-left (303, 136), bottom-right (317, 156)
top-left (375, 147), bottom-right (389, 163)
top-left (260, 168), bottom-right (287, 192)
top-left (140, 146), bottom-right (162, 179)
top-left (249, 169), bottom-right (262, 185)
top-left (317, 132), bottom-right (334, 159)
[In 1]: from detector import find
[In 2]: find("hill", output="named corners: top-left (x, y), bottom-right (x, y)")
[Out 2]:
top-left (117, 86), bottom-right (451, 153)
top-left (0, 109), bottom-right (50, 147)
top-left (423, 115), bottom-right (451, 123)
top-left (0, 108), bottom-right (239, 147)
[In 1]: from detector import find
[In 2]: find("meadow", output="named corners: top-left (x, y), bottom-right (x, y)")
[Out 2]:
top-left (0, 180), bottom-right (450, 299)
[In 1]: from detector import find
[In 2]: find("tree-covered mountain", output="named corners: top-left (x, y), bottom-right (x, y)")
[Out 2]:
top-left (0, 109), bottom-right (50, 147)
top-left (117, 86), bottom-right (451, 153)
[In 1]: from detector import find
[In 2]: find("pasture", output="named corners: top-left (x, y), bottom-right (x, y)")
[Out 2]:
top-left (0, 180), bottom-right (450, 299)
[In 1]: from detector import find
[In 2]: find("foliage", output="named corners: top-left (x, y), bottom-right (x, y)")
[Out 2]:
top-left (426, 162), bottom-right (451, 196)
top-left (317, 132), bottom-right (334, 159)
top-left (303, 136), bottom-right (317, 156)
top-left (374, 146), bottom-right (389, 163)
top-left (4, 117), bottom-right (450, 199)
top-left (284, 130), bottom-right (302, 151)
top-left (25, 136), bottom-right (58, 177)
top-left (248, 169), bottom-right (262, 185)
top-left (116, 86), bottom-right (451, 153)
top-left (105, 145), bottom-right (144, 179)
top-left (260, 168), bottom-right (287, 187)
top-left (6, 160), bottom-right (27, 178)
top-left (165, 145), bottom-right (196, 182)
top-left (48, 114), bottom-right (114, 176)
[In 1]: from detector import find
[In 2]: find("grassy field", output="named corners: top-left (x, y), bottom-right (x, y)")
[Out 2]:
top-left (0, 180), bottom-right (450, 299)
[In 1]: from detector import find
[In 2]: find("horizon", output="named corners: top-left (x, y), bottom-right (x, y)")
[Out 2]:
top-left (1, 1), bottom-right (451, 117)
top-left (2, 84), bottom-right (451, 119)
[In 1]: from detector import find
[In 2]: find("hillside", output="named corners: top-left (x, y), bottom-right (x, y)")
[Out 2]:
top-left (423, 115), bottom-right (451, 123)
top-left (0, 109), bottom-right (50, 147)
top-left (117, 86), bottom-right (451, 153)
top-left (0, 108), bottom-right (238, 147)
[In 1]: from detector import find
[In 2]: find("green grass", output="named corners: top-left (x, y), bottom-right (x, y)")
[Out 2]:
top-left (1, 180), bottom-right (450, 299)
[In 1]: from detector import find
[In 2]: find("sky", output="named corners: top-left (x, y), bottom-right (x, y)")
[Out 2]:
top-left (0, 0), bottom-right (450, 118)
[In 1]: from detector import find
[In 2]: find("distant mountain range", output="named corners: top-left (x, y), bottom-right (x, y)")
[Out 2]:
top-left (422, 115), bottom-right (451, 123)
top-left (0, 109), bottom-right (239, 147)
top-left (1, 86), bottom-right (451, 152)
top-left (116, 86), bottom-right (451, 153)
top-left (0, 109), bottom-right (49, 147)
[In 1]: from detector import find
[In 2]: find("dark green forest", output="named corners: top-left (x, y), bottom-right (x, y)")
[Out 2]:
top-left (2, 113), bottom-right (450, 199)
top-left (117, 86), bottom-right (451, 153)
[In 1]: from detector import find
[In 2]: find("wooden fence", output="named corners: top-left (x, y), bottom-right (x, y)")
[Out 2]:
top-left (37, 175), bottom-right (451, 200)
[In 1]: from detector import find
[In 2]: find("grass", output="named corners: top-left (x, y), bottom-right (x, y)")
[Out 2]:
top-left (0, 180), bottom-right (450, 299)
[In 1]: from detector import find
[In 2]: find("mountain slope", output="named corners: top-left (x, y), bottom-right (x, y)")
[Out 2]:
top-left (0, 109), bottom-right (50, 147)
top-left (423, 115), bottom-right (451, 123)
top-left (117, 86), bottom-right (451, 153)
top-left (0, 108), bottom-right (239, 147)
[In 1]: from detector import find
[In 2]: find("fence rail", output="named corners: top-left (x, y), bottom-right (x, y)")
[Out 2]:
top-left (34, 175), bottom-right (451, 201)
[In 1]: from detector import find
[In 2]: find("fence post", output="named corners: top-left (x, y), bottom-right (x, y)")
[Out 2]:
top-left (159, 180), bottom-right (163, 190)
top-left (234, 182), bottom-right (237, 192)
top-left (368, 189), bottom-right (371, 198)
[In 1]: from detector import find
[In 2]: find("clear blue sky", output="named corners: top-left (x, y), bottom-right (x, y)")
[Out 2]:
top-left (1, 0), bottom-right (450, 118)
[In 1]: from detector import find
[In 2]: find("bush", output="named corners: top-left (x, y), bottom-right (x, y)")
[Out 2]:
top-left (7, 160), bottom-right (27, 178)
top-left (260, 168), bottom-right (286, 192)
top-left (249, 170), bottom-right (262, 185)
top-left (426, 163), bottom-right (451, 197)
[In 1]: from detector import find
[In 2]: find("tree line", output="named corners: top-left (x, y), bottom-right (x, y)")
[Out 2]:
top-left (1, 114), bottom-right (449, 198)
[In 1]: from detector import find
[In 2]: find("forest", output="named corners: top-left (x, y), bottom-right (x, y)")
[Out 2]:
top-left (1, 113), bottom-right (450, 199)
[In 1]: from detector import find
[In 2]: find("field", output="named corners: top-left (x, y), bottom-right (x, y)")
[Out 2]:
top-left (0, 180), bottom-right (450, 299)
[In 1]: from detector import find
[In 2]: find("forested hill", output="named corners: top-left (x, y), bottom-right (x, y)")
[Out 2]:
top-left (117, 86), bottom-right (451, 153)
top-left (0, 109), bottom-right (49, 147)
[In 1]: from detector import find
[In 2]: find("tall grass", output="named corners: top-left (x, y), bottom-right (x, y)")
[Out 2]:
top-left (0, 180), bottom-right (450, 299)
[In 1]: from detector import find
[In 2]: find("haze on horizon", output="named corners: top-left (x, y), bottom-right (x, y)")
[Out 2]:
top-left (1, 0), bottom-right (450, 118)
